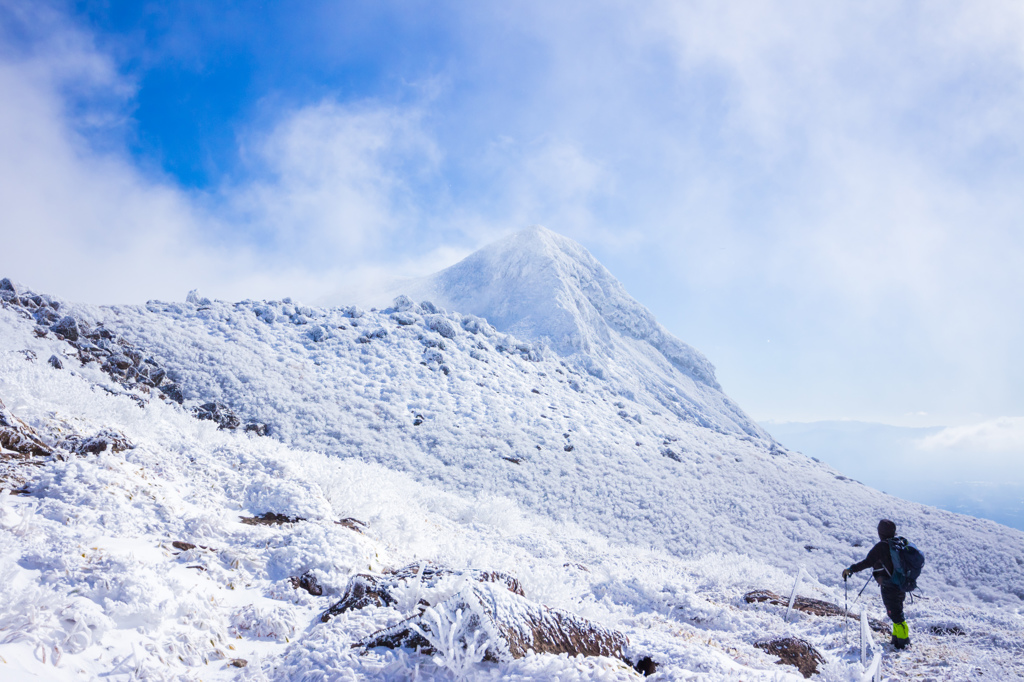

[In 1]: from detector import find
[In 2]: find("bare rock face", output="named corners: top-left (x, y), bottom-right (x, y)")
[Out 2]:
top-left (754, 637), bottom-right (824, 679)
top-left (359, 582), bottom-right (628, 663)
top-left (322, 561), bottom-right (524, 622)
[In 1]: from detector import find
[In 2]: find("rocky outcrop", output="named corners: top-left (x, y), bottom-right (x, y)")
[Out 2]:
top-left (1, 279), bottom-right (266, 434)
top-left (754, 637), bottom-right (824, 679)
top-left (359, 581), bottom-right (629, 664)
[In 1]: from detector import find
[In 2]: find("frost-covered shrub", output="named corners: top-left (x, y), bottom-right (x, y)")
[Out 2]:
top-left (393, 295), bottom-right (415, 312)
top-left (409, 594), bottom-right (495, 678)
top-left (391, 311), bottom-right (419, 326)
top-left (461, 315), bottom-right (494, 336)
top-left (186, 290), bottom-right (212, 306)
top-left (255, 307), bottom-right (276, 324)
top-left (230, 605), bottom-right (297, 642)
top-left (426, 315), bottom-right (458, 339)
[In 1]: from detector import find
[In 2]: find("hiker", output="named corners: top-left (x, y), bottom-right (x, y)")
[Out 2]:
top-left (842, 519), bottom-right (911, 650)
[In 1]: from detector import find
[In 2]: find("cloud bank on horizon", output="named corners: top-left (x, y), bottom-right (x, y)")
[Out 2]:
top-left (1, 0), bottom-right (1024, 431)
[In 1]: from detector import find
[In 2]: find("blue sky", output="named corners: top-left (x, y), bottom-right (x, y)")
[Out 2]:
top-left (2, 1), bottom-right (1024, 450)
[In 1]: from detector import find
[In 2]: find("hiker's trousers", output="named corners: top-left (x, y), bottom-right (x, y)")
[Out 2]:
top-left (880, 582), bottom-right (906, 624)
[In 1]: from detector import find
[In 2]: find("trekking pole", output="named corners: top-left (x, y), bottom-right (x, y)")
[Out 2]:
top-left (855, 573), bottom-right (872, 602)
top-left (844, 575), bottom-right (849, 645)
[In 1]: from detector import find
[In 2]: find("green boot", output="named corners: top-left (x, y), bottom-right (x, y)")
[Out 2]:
top-left (892, 621), bottom-right (910, 650)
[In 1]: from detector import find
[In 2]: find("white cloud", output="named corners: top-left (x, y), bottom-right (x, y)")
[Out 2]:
top-left (0, 7), bottom-right (452, 305)
top-left (225, 102), bottom-right (440, 264)
top-left (918, 417), bottom-right (1024, 453)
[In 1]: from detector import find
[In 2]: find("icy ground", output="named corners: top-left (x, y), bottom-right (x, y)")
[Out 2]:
top-left (1, 228), bottom-right (1023, 679)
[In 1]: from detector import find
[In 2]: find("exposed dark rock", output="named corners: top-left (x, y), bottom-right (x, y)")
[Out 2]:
top-left (146, 366), bottom-right (166, 387)
top-left (240, 512), bottom-right (305, 526)
top-left (47, 355), bottom-right (63, 370)
top-left (106, 354), bottom-right (133, 371)
top-left (412, 414), bottom-right (424, 426)
top-left (229, 659), bottom-right (247, 668)
top-left (61, 429), bottom-right (134, 455)
top-left (244, 421), bottom-right (269, 436)
top-left (172, 541), bottom-right (197, 551)
top-left (18, 350), bottom-right (36, 362)
top-left (290, 570), bottom-right (324, 596)
top-left (563, 444), bottom-right (574, 452)
top-left (335, 517), bottom-right (368, 533)
top-left (34, 307), bottom-right (59, 325)
top-left (634, 656), bottom-right (658, 676)
top-left (193, 402), bottom-right (241, 430)
top-left (744, 589), bottom-right (888, 633)
top-left (754, 637), bottom-right (824, 679)
top-left (160, 383), bottom-right (184, 404)
top-left (0, 278), bottom-right (16, 296)
top-left (358, 582), bottom-right (629, 664)
top-left (52, 316), bottom-right (80, 342)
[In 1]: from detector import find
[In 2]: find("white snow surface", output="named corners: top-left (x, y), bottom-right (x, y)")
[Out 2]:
top-left (1, 230), bottom-right (1023, 680)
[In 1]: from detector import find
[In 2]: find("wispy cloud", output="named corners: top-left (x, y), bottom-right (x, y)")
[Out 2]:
top-left (918, 417), bottom-right (1024, 453)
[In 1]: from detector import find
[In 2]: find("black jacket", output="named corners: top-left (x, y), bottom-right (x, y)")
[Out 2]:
top-left (849, 540), bottom-right (894, 585)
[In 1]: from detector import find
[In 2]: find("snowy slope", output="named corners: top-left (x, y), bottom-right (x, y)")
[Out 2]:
top-left (40, 229), bottom-right (1023, 604)
top-left (2, 227), bottom-right (1024, 680)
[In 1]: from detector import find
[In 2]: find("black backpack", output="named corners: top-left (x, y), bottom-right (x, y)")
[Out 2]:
top-left (887, 536), bottom-right (925, 592)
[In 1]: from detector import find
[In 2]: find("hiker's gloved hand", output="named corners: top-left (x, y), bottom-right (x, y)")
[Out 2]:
top-left (842, 568), bottom-right (852, 579)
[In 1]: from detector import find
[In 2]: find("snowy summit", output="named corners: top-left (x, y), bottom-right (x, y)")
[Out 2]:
top-left (0, 230), bottom-right (1022, 680)
top-left (397, 226), bottom-right (763, 438)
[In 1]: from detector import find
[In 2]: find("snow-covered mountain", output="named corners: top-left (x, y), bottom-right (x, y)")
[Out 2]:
top-left (393, 226), bottom-right (765, 440)
top-left (1, 229), bottom-right (1023, 680)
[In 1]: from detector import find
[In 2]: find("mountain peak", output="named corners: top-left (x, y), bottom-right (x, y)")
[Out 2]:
top-left (414, 226), bottom-right (720, 389)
